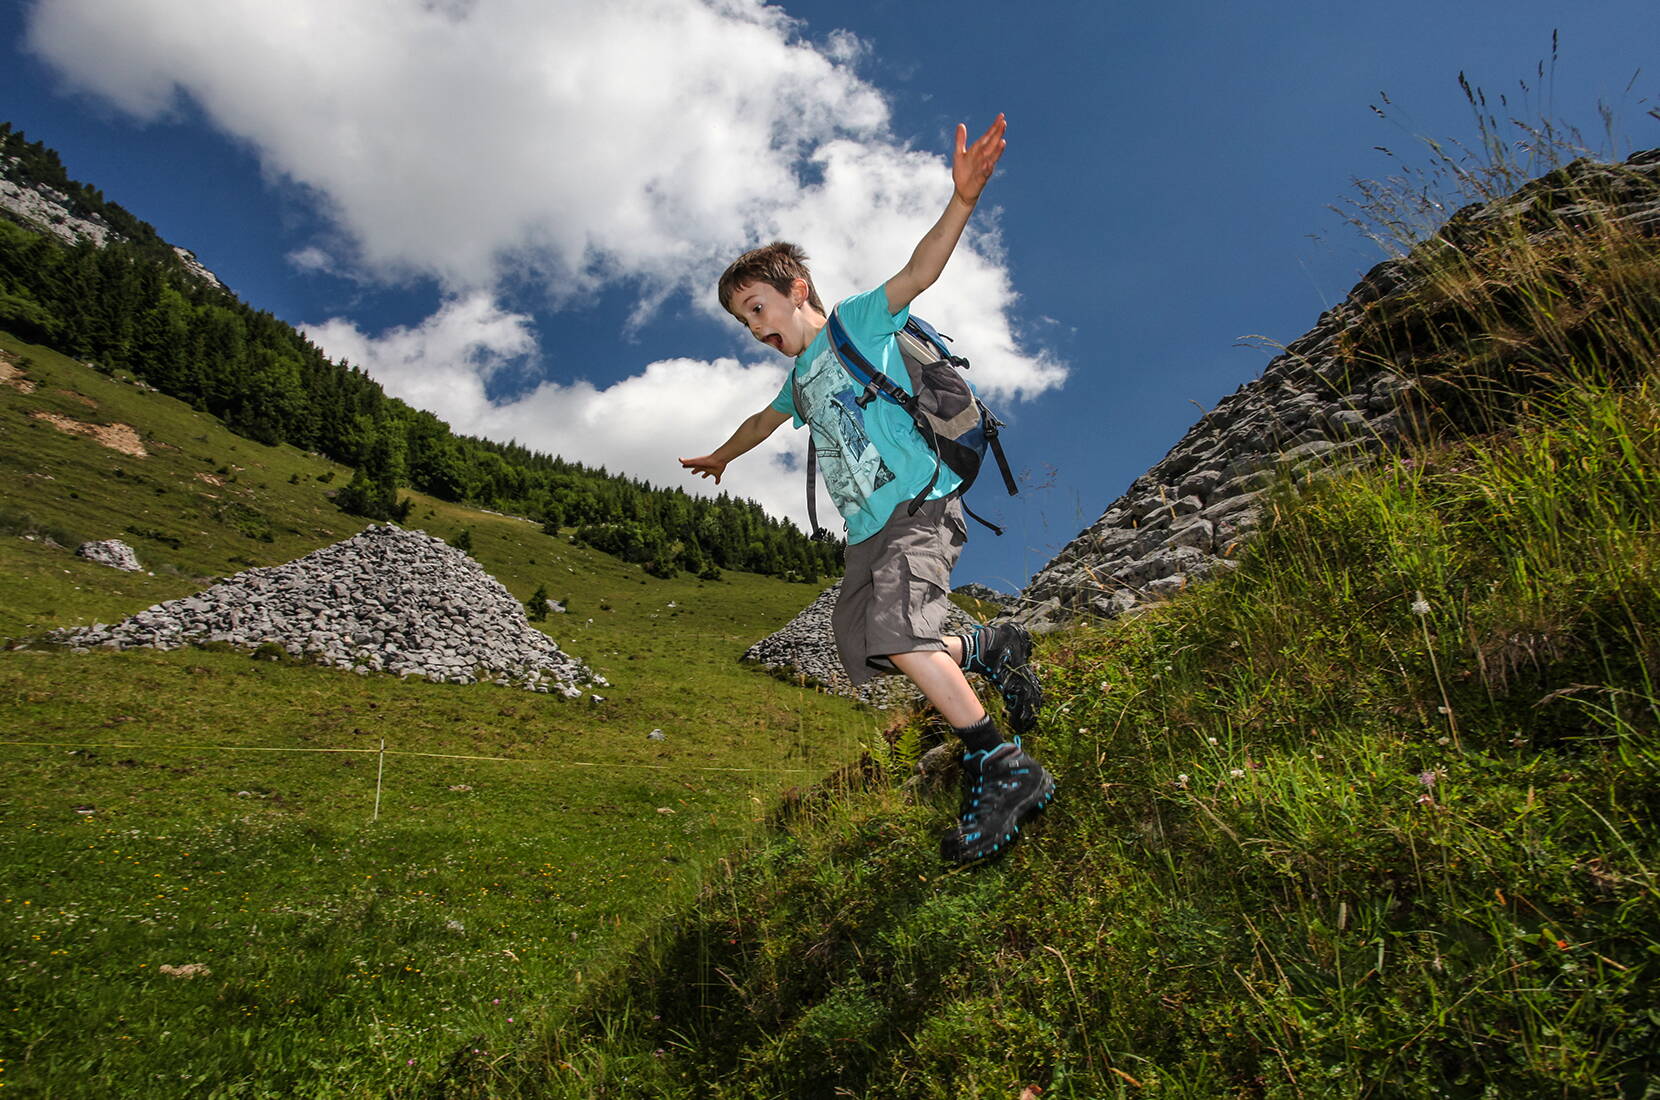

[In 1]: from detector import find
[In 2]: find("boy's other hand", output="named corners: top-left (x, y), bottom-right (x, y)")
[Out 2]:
top-left (679, 454), bottom-right (728, 483)
top-left (953, 113), bottom-right (1007, 207)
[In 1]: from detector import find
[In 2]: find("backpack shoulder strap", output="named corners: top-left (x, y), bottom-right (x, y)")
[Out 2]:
top-left (789, 370), bottom-right (831, 540)
top-left (805, 436), bottom-right (826, 541)
top-left (827, 308), bottom-right (912, 410)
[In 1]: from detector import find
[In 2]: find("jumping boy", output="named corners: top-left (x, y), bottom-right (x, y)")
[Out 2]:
top-left (679, 114), bottom-right (1054, 863)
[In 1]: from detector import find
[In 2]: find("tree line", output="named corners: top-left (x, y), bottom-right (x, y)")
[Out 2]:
top-left (0, 123), bottom-right (841, 582)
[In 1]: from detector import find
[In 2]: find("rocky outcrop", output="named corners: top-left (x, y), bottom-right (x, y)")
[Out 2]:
top-left (76, 539), bottom-right (141, 572)
top-left (1, 156), bottom-right (224, 288)
top-left (1021, 150), bottom-right (1660, 629)
top-left (744, 581), bottom-right (979, 708)
top-left (953, 583), bottom-right (1015, 614)
top-left (51, 524), bottom-right (601, 694)
top-left (0, 166), bottom-right (115, 249)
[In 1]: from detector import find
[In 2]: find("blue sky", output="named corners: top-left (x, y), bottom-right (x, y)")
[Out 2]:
top-left (4, 1), bottom-right (1657, 593)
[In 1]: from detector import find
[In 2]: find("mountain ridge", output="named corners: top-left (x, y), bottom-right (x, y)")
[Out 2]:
top-left (1019, 148), bottom-right (1660, 628)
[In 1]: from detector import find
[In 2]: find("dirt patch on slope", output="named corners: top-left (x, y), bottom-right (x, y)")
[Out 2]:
top-left (0, 360), bottom-right (37, 394)
top-left (29, 412), bottom-right (148, 457)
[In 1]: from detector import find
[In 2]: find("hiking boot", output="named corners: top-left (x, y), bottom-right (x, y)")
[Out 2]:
top-left (940, 741), bottom-right (1056, 864)
top-left (964, 622), bottom-right (1044, 733)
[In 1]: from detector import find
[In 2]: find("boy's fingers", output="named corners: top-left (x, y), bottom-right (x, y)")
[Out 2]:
top-left (678, 457), bottom-right (722, 483)
top-left (961, 116), bottom-right (1006, 174)
top-left (975, 114), bottom-right (1006, 148)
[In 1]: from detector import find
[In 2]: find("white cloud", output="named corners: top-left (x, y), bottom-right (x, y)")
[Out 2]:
top-left (29, 0), bottom-right (1065, 521)
top-left (285, 245), bottom-right (336, 275)
top-left (302, 293), bottom-right (537, 429)
top-left (305, 301), bottom-right (824, 528)
top-left (25, 0), bottom-right (889, 297)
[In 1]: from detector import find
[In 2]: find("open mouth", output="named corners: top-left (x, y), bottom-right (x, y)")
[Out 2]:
top-left (764, 334), bottom-right (784, 352)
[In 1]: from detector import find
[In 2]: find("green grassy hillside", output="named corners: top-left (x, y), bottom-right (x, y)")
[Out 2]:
top-left (523, 371), bottom-right (1660, 1100)
top-left (0, 335), bottom-right (872, 1097)
top-left (478, 154), bottom-right (1660, 1098)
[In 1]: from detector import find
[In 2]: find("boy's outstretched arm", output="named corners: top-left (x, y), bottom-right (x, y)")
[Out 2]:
top-left (679, 406), bottom-right (792, 484)
top-left (884, 113), bottom-right (1007, 316)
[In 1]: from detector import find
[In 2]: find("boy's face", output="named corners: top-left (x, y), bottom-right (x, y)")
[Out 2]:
top-left (729, 278), bottom-right (812, 358)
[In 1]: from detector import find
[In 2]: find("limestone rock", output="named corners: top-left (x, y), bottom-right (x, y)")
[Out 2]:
top-left (76, 539), bottom-right (141, 572)
top-left (2, 155), bottom-right (224, 287)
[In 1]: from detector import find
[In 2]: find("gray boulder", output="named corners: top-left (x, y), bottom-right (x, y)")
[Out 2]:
top-left (76, 539), bottom-right (142, 572)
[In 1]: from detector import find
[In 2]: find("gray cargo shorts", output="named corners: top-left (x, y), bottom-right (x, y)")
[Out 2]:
top-left (834, 495), bottom-right (968, 685)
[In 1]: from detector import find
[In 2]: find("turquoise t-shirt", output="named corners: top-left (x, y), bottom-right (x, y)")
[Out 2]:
top-left (769, 285), bottom-right (964, 544)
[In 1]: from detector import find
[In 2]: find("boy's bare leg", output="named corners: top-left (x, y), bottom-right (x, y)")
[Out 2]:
top-left (887, 649), bottom-right (986, 730)
top-left (891, 646), bottom-right (1056, 864)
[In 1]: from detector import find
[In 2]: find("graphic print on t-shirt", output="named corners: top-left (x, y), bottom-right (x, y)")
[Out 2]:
top-left (799, 346), bottom-right (894, 514)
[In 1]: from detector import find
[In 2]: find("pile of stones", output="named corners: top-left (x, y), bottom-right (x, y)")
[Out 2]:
top-left (744, 581), bottom-right (978, 708)
top-left (51, 524), bottom-right (601, 695)
top-left (1021, 150), bottom-right (1660, 629)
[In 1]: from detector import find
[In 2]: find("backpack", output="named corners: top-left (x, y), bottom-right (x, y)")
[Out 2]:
top-left (796, 307), bottom-right (1018, 540)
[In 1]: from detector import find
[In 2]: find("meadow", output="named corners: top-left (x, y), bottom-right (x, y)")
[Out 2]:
top-left (0, 334), bottom-right (871, 1097)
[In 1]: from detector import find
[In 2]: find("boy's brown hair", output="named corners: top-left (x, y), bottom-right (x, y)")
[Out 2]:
top-left (717, 240), bottom-right (826, 316)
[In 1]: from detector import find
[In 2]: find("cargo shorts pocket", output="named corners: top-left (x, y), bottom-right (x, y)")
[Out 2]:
top-left (900, 552), bottom-right (953, 642)
top-left (943, 501), bottom-right (968, 549)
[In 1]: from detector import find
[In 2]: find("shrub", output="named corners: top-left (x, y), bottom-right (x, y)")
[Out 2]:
top-left (334, 470), bottom-right (411, 522)
top-left (526, 584), bottom-right (551, 622)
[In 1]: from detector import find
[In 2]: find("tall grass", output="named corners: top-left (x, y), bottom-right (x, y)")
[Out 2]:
top-left (1333, 62), bottom-right (1660, 442)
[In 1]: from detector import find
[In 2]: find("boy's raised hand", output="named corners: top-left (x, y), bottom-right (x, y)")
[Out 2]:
top-left (883, 112), bottom-right (1008, 314)
top-left (953, 113), bottom-right (1007, 207)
